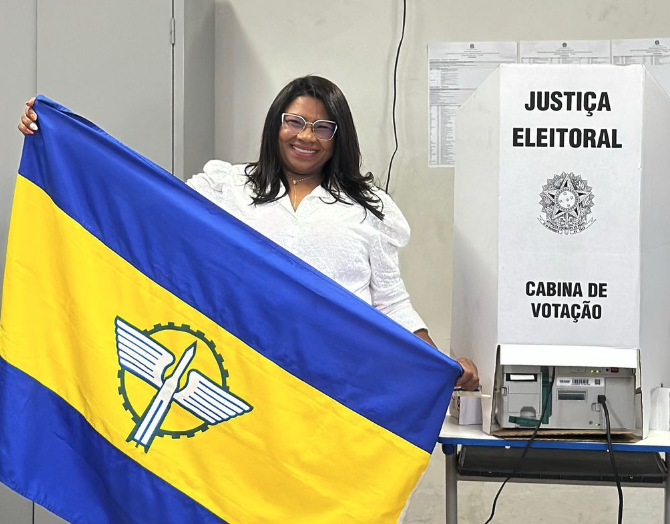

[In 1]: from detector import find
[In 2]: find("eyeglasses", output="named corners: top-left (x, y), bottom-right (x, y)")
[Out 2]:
top-left (281, 113), bottom-right (337, 141)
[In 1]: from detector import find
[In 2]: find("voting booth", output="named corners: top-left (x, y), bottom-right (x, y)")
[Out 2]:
top-left (452, 64), bottom-right (670, 438)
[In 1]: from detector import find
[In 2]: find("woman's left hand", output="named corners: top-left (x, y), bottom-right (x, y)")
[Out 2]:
top-left (455, 357), bottom-right (479, 390)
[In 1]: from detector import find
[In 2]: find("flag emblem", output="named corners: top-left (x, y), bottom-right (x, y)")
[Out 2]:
top-left (115, 317), bottom-right (253, 452)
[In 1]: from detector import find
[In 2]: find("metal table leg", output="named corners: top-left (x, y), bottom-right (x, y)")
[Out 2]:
top-left (444, 444), bottom-right (458, 524)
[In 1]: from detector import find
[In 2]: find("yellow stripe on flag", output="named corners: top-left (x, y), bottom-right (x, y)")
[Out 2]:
top-left (0, 175), bottom-right (429, 523)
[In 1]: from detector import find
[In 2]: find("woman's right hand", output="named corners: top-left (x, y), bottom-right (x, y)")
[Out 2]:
top-left (18, 97), bottom-right (38, 135)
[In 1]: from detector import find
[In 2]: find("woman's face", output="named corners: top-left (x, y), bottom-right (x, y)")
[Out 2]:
top-left (278, 96), bottom-right (335, 178)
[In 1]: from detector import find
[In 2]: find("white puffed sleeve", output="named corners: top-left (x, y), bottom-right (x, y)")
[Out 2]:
top-left (186, 159), bottom-right (233, 197)
top-left (368, 191), bottom-right (427, 333)
top-left (186, 160), bottom-right (251, 213)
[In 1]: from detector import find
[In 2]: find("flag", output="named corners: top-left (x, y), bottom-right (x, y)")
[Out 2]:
top-left (0, 96), bottom-right (461, 524)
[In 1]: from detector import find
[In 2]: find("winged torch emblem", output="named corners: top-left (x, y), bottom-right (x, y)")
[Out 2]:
top-left (114, 317), bottom-right (252, 452)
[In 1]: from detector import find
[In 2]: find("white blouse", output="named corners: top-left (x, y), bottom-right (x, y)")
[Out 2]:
top-left (186, 160), bottom-right (427, 333)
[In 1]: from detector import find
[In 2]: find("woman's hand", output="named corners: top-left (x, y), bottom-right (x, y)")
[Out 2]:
top-left (414, 329), bottom-right (480, 391)
top-left (455, 357), bottom-right (479, 391)
top-left (18, 97), bottom-right (38, 135)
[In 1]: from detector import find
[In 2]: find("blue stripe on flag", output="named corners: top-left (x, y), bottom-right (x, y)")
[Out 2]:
top-left (0, 357), bottom-right (229, 524)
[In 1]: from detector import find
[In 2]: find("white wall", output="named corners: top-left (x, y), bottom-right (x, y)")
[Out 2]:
top-left (213, 1), bottom-right (670, 523)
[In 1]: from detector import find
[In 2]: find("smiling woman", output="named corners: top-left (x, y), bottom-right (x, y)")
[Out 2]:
top-left (18, 75), bottom-right (479, 390)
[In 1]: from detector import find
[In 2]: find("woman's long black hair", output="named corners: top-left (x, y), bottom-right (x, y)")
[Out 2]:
top-left (245, 75), bottom-right (384, 220)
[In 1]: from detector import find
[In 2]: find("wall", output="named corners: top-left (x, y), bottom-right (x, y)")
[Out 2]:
top-left (0, 0), bottom-right (36, 300)
top-left (212, 1), bottom-right (670, 523)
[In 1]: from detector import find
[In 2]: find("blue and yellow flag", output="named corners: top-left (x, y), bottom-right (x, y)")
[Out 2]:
top-left (0, 96), bottom-right (461, 524)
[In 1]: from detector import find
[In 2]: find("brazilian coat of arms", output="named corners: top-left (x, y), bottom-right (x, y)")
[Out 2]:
top-left (538, 172), bottom-right (595, 234)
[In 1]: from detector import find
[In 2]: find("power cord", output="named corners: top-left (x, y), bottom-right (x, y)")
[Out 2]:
top-left (385, 0), bottom-right (407, 192)
top-left (598, 394), bottom-right (624, 524)
top-left (483, 367), bottom-right (556, 524)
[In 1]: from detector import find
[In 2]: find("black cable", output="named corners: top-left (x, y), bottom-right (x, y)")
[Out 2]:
top-left (599, 395), bottom-right (624, 524)
top-left (385, 0), bottom-right (407, 193)
top-left (483, 367), bottom-right (556, 524)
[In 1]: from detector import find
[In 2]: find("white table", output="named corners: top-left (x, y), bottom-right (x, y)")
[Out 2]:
top-left (438, 417), bottom-right (670, 524)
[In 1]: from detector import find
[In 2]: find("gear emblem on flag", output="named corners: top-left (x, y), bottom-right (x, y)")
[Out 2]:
top-left (115, 318), bottom-right (253, 452)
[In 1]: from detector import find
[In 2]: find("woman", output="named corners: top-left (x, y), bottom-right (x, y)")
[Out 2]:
top-left (19, 75), bottom-right (478, 390)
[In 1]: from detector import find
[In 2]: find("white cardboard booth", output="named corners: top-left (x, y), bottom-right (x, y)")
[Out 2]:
top-left (452, 64), bottom-right (670, 438)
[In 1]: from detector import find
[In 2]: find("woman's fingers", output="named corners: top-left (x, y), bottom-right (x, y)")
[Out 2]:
top-left (18, 98), bottom-right (39, 135)
top-left (18, 120), bottom-right (34, 135)
top-left (455, 357), bottom-right (480, 391)
top-left (18, 115), bottom-right (37, 134)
